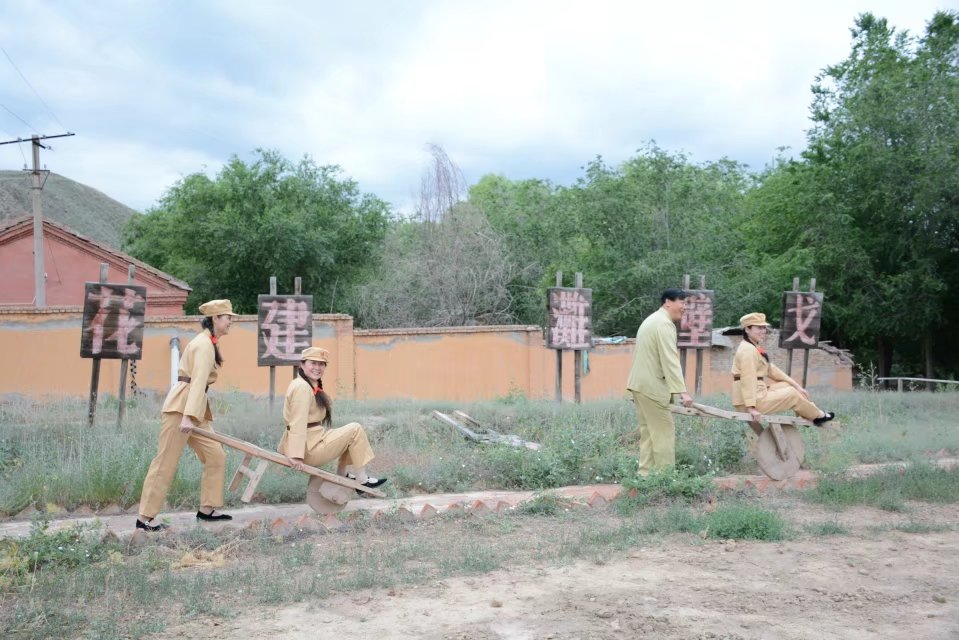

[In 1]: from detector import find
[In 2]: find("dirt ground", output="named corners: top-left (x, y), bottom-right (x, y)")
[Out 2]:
top-left (165, 505), bottom-right (959, 640)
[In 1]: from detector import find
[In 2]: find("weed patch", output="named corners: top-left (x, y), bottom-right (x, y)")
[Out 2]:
top-left (805, 463), bottom-right (959, 509)
top-left (705, 503), bottom-right (786, 541)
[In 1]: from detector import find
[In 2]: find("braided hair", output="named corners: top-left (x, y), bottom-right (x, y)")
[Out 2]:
top-left (743, 326), bottom-right (770, 362)
top-left (200, 317), bottom-right (223, 367)
top-left (298, 368), bottom-right (333, 426)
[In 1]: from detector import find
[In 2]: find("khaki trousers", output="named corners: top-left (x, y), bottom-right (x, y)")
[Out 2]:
top-left (303, 422), bottom-right (375, 469)
top-left (138, 411), bottom-right (226, 519)
top-left (631, 391), bottom-right (675, 476)
top-left (736, 381), bottom-right (823, 421)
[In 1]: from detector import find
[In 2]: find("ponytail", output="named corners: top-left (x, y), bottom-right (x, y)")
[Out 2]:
top-left (200, 317), bottom-right (224, 367)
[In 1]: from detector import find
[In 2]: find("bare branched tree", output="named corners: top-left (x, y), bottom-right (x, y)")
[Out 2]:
top-left (354, 203), bottom-right (520, 328)
top-left (417, 143), bottom-right (467, 224)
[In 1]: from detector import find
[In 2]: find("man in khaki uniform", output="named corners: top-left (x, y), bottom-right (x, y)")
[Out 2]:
top-left (626, 289), bottom-right (694, 475)
top-left (136, 299), bottom-right (238, 531)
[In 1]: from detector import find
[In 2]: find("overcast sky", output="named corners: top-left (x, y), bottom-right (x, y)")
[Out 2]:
top-left (0, 1), bottom-right (951, 214)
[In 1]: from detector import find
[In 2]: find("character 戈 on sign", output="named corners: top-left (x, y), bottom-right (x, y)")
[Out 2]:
top-left (260, 298), bottom-right (312, 361)
top-left (784, 294), bottom-right (821, 346)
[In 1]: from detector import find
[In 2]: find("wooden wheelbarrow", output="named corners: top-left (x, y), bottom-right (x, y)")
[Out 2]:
top-left (668, 402), bottom-right (833, 480)
top-left (186, 427), bottom-right (386, 514)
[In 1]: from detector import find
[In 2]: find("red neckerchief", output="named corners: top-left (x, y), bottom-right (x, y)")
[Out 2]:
top-left (210, 335), bottom-right (218, 346)
top-left (313, 379), bottom-right (323, 396)
top-left (755, 344), bottom-right (766, 358)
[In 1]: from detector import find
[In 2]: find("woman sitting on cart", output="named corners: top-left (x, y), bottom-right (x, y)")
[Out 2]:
top-left (278, 346), bottom-right (387, 489)
top-left (732, 312), bottom-right (835, 426)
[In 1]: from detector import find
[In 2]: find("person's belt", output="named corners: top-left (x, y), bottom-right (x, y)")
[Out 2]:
top-left (733, 375), bottom-right (765, 382)
top-left (177, 375), bottom-right (210, 392)
top-left (286, 422), bottom-right (325, 431)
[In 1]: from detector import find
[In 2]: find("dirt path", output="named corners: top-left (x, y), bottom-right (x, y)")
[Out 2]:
top-left (166, 527), bottom-right (958, 639)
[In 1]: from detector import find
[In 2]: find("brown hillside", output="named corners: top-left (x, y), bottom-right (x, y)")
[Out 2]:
top-left (0, 170), bottom-right (138, 248)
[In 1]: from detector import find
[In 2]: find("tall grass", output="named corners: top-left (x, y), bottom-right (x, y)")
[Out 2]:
top-left (1, 390), bottom-right (957, 515)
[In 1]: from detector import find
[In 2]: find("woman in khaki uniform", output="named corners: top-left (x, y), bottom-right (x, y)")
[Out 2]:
top-left (135, 299), bottom-right (239, 531)
top-left (731, 312), bottom-right (835, 426)
top-left (279, 346), bottom-right (386, 489)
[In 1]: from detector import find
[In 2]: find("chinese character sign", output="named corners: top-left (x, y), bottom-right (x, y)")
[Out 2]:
top-left (80, 283), bottom-right (147, 359)
top-left (257, 295), bottom-right (314, 366)
top-left (779, 291), bottom-right (824, 349)
top-left (546, 288), bottom-right (592, 350)
top-left (678, 290), bottom-right (714, 348)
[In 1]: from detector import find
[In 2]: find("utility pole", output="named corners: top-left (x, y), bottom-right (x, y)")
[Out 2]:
top-left (31, 136), bottom-right (45, 307)
top-left (1, 132), bottom-right (74, 307)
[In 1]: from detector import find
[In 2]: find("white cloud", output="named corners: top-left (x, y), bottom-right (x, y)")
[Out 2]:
top-left (0, 0), bottom-right (950, 212)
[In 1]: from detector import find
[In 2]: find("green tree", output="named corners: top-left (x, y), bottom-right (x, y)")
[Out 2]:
top-left (799, 11), bottom-right (959, 377)
top-left (122, 150), bottom-right (391, 314)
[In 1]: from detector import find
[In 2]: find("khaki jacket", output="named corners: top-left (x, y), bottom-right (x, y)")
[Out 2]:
top-left (731, 340), bottom-right (796, 407)
top-left (626, 307), bottom-right (687, 405)
top-left (278, 376), bottom-right (329, 459)
top-left (161, 330), bottom-right (218, 421)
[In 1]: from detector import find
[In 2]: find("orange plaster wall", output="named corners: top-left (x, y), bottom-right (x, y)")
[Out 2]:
top-left (0, 311), bottom-right (852, 402)
top-left (0, 232), bottom-right (186, 315)
top-left (354, 327), bottom-right (542, 401)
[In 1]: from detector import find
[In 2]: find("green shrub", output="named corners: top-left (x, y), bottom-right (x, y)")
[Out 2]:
top-left (616, 467), bottom-right (713, 513)
top-left (705, 504), bottom-right (786, 540)
top-left (0, 517), bottom-right (120, 585)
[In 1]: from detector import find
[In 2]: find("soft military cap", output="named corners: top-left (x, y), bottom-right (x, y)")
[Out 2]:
top-left (300, 346), bottom-right (330, 363)
top-left (198, 299), bottom-right (239, 317)
top-left (739, 312), bottom-right (772, 328)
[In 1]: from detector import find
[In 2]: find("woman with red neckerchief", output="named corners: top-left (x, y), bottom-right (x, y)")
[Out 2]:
top-left (135, 299), bottom-right (238, 531)
top-left (278, 346), bottom-right (386, 490)
top-left (731, 312), bottom-right (835, 426)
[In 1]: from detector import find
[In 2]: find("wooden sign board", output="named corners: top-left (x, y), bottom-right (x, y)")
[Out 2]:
top-left (257, 294), bottom-right (314, 366)
top-left (80, 283), bottom-right (147, 360)
top-left (779, 291), bottom-right (824, 349)
top-left (546, 287), bottom-right (592, 350)
top-left (678, 289), bottom-right (714, 348)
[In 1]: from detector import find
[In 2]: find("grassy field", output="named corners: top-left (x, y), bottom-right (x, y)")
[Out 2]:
top-left (0, 389), bottom-right (957, 516)
top-left (1, 390), bottom-right (957, 639)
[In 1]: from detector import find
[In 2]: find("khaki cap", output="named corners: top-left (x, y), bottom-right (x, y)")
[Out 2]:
top-left (198, 299), bottom-right (239, 317)
top-left (739, 312), bottom-right (772, 328)
top-left (300, 346), bottom-right (330, 363)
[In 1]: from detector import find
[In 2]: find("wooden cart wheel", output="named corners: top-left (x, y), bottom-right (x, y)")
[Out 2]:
top-left (306, 476), bottom-right (352, 515)
top-left (755, 424), bottom-right (805, 480)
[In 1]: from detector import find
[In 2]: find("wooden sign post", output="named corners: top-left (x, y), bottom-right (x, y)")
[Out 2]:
top-left (678, 274), bottom-right (714, 396)
top-left (81, 263), bottom-right (147, 427)
top-left (116, 264), bottom-right (136, 428)
top-left (780, 278), bottom-right (823, 387)
top-left (547, 271), bottom-right (592, 404)
top-left (258, 277), bottom-right (313, 411)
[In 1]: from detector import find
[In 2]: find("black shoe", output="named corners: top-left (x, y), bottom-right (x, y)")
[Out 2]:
top-left (346, 472), bottom-right (388, 489)
top-left (813, 411), bottom-right (835, 426)
top-left (135, 518), bottom-right (168, 532)
top-left (358, 477), bottom-right (388, 491)
top-left (196, 510), bottom-right (233, 521)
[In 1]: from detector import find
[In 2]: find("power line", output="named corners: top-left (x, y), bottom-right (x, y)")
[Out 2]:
top-left (0, 125), bottom-right (29, 166)
top-left (0, 102), bottom-right (38, 135)
top-left (1, 47), bottom-right (67, 131)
